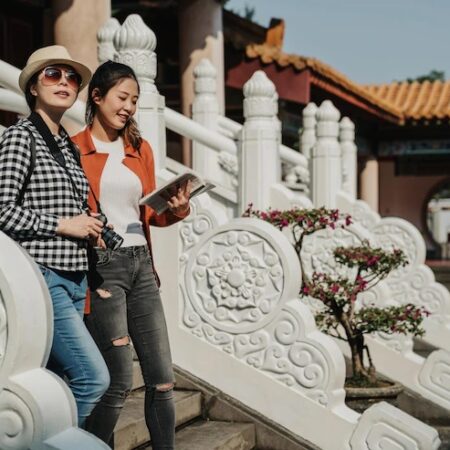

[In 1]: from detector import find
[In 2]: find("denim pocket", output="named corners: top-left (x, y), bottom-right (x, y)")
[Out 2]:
top-left (95, 249), bottom-right (112, 267)
top-left (144, 247), bottom-right (153, 265)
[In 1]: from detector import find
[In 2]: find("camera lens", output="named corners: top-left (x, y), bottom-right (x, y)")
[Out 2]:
top-left (96, 213), bottom-right (124, 250)
top-left (102, 228), bottom-right (124, 250)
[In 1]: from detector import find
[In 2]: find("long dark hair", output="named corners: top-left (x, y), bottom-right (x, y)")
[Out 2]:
top-left (86, 60), bottom-right (142, 149)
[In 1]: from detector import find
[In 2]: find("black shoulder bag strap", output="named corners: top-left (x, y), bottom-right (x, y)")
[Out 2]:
top-left (28, 112), bottom-right (91, 211)
top-left (17, 131), bottom-right (36, 205)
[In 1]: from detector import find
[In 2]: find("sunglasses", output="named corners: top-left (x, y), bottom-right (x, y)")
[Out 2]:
top-left (40, 66), bottom-right (82, 90)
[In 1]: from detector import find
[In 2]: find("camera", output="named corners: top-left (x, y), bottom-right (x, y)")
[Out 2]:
top-left (97, 213), bottom-right (124, 250)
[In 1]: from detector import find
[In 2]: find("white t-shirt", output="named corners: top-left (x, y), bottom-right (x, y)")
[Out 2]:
top-left (92, 135), bottom-right (147, 247)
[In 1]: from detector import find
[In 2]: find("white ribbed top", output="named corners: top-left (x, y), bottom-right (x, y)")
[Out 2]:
top-left (93, 135), bottom-right (147, 247)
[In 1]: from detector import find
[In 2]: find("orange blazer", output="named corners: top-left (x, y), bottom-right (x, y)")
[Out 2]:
top-left (72, 128), bottom-right (189, 310)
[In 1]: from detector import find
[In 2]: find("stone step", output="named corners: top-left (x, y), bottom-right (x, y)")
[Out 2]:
top-left (145, 421), bottom-right (256, 450)
top-left (114, 389), bottom-right (202, 450)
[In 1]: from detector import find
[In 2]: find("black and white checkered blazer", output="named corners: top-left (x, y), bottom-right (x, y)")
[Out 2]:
top-left (0, 118), bottom-right (89, 271)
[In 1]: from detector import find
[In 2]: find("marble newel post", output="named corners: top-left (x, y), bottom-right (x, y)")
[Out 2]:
top-left (192, 59), bottom-right (220, 179)
top-left (97, 17), bottom-right (120, 64)
top-left (340, 117), bottom-right (357, 200)
top-left (239, 71), bottom-right (280, 212)
top-left (311, 100), bottom-right (341, 208)
top-left (299, 102), bottom-right (317, 159)
top-left (114, 15), bottom-right (166, 173)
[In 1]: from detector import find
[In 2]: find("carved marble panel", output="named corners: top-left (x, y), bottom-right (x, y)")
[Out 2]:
top-left (0, 390), bottom-right (33, 450)
top-left (418, 350), bottom-right (450, 405)
top-left (350, 402), bottom-right (440, 449)
top-left (185, 228), bottom-right (284, 333)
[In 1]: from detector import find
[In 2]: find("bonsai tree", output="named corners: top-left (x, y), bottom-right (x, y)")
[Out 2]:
top-left (243, 204), bottom-right (429, 385)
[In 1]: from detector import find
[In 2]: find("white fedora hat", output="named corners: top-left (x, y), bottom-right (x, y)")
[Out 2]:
top-left (19, 45), bottom-right (92, 92)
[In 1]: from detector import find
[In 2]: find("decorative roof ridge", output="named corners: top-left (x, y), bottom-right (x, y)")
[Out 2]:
top-left (245, 43), bottom-right (403, 119)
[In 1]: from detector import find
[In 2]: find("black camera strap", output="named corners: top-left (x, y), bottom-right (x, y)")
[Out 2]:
top-left (28, 112), bottom-right (102, 213)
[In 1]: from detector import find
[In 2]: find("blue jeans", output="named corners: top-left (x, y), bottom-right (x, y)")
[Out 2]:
top-left (38, 264), bottom-right (110, 428)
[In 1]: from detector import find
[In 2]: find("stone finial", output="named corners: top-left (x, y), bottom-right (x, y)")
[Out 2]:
top-left (303, 102), bottom-right (318, 129)
top-left (114, 14), bottom-right (156, 52)
top-left (194, 58), bottom-right (217, 95)
top-left (340, 116), bottom-right (355, 143)
top-left (114, 14), bottom-right (157, 91)
top-left (97, 17), bottom-right (120, 64)
top-left (243, 71), bottom-right (277, 119)
top-left (316, 100), bottom-right (340, 139)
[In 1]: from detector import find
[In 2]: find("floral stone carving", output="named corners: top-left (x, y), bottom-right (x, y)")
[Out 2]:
top-left (185, 229), bottom-right (283, 332)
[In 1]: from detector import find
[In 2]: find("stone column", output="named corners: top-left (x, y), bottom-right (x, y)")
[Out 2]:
top-left (360, 155), bottom-right (379, 212)
top-left (52, 0), bottom-right (111, 73)
top-left (178, 0), bottom-right (225, 166)
top-left (311, 100), bottom-right (341, 208)
top-left (239, 71), bottom-right (280, 212)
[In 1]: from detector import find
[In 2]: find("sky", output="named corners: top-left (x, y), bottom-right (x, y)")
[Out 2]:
top-left (225, 0), bottom-right (450, 85)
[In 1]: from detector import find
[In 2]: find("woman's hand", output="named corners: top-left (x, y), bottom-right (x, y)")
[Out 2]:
top-left (167, 180), bottom-right (192, 216)
top-left (56, 213), bottom-right (104, 240)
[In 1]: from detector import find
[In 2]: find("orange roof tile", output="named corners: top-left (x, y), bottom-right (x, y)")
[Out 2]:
top-left (245, 43), bottom-right (404, 121)
top-left (365, 81), bottom-right (450, 121)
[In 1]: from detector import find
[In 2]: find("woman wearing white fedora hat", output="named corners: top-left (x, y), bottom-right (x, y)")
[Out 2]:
top-left (0, 45), bottom-right (110, 428)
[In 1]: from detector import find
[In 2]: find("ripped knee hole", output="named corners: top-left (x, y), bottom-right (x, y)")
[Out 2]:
top-left (155, 383), bottom-right (174, 392)
top-left (112, 336), bottom-right (130, 346)
top-left (96, 288), bottom-right (112, 299)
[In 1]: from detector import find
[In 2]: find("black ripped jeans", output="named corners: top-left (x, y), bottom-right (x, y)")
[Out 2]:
top-left (85, 245), bottom-right (175, 449)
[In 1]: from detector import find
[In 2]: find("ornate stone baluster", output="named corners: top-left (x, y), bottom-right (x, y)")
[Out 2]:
top-left (97, 17), bottom-right (120, 64)
top-left (192, 59), bottom-right (236, 189)
top-left (340, 117), bottom-right (357, 200)
top-left (239, 71), bottom-right (280, 212)
top-left (299, 102), bottom-right (317, 159)
top-left (311, 100), bottom-right (341, 208)
top-left (114, 14), bottom-right (166, 172)
top-left (0, 232), bottom-right (109, 449)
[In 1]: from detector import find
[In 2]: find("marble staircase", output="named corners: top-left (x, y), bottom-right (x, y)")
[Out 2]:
top-left (112, 361), bottom-right (318, 450)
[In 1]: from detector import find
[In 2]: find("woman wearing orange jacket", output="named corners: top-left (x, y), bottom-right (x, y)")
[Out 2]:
top-left (72, 60), bottom-right (190, 449)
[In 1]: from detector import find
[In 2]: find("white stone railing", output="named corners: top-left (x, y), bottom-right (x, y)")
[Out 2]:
top-left (152, 194), bottom-right (440, 450)
top-left (193, 57), bottom-right (310, 196)
top-left (301, 99), bottom-right (450, 412)
top-left (0, 232), bottom-right (109, 449)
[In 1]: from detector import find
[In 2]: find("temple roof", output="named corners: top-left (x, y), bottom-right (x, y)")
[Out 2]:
top-left (245, 43), bottom-right (403, 121)
top-left (364, 81), bottom-right (450, 122)
top-left (241, 18), bottom-right (450, 125)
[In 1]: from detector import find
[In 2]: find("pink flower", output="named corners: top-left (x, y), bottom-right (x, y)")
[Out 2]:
top-left (330, 284), bottom-right (340, 293)
top-left (367, 256), bottom-right (380, 266)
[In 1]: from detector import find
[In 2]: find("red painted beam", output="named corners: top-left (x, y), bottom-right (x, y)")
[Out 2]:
top-left (227, 58), bottom-right (311, 105)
